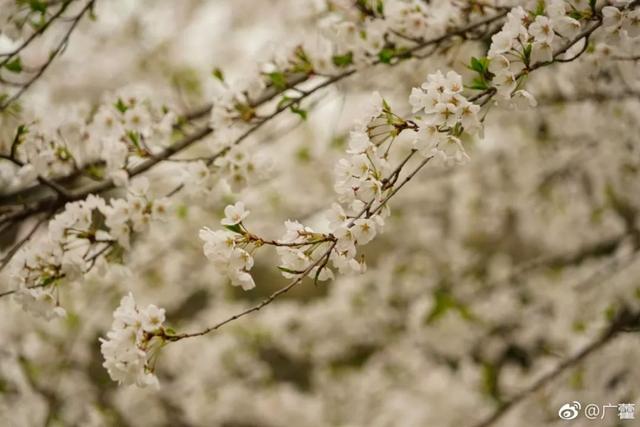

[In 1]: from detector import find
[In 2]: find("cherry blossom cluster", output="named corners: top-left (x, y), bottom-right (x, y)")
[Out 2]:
top-left (178, 160), bottom-right (215, 198)
top-left (11, 178), bottom-right (169, 319)
top-left (602, 3), bottom-right (640, 40)
top-left (99, 293), bottom-right (167, 388)
top-left (86, 94), bottom-right (175, 186)
top-left (96, 71), bottom-right (480, 388)
top-left (200, 201), bottom-right (336, 289)
top-left (485, 1), bottom-right (639, 105)
top-left (409, 71), bottom-right (480, 164)
top-left (1, 91), bottom-right (175, 193)
top-left (274, 219), bottom-right (339, 281)
top-left (2, 0), bottom-right (505, 317)
top-left (311, 0), bottom-right (481, 71)
top-left (324, 74), bottom-right (481, 271)
top-left (486, 2), bottom-right (581, 101)
top-left (200, 73), bottom-right (481, 294)
top-left (200, 0), bottom-right (495, 193)
top-left (212, 145), bottom-right (270, 193)
top-left (208, 0), bottom-right (476, 101)
top-left (199, 202), bottom-right (257, 291)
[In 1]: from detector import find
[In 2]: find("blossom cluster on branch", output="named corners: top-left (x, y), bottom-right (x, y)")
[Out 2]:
top-left (100, 293), bottom-right (167, 387)
top-left (1, 0), bottom-right (510, 312)
top-left (0, 0), bottom-right (640, 425)
top-left (10, 178), bottom-right (169, 318)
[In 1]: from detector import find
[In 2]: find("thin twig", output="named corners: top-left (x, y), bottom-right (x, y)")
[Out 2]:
top-left (0, 154), bottom-right (72, 198)
top-left (169, 241), bottom-right (337, 340)
top-left (0, 239), bottom-right (113, 298)
top-left (0, 1), bottom-right (73, 65)
top-left (0, 213), bottom-right (50, 271)
top-left (169, 148), bottom-right (436, 341)
top-left (1, 0), bottom-right (96, 111)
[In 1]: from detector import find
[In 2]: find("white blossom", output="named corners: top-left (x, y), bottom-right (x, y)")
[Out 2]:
top-left (221, 202), bottom-right (250, 226)
top-left (99, 293), bottom-right (167, 388)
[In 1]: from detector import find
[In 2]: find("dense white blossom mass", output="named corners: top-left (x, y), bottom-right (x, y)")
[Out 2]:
top-left (1, 0), bottom-right (640, 425)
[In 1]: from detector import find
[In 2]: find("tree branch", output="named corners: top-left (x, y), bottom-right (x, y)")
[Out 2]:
top-left (0, 0), bottom-right (97, 111)
top-left (0, 9), bottom-right (509, 208)
top-left (0, 10), bottom-right (510, 232)
top-left (471, 309), bottom-right (640, 427)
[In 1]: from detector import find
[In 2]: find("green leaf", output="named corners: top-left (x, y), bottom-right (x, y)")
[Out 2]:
top-left (14, 123), bottom-right (28, 141)
top-left (65, 312), bottom-right (81, 330)
top-left (127, 131), bottom-right (140, 149)
top-left (114, 98), bottom-right (128, 114)
top-left (10, 124), bottom-right (28, 158)
top-left (29, 0), bottom-right (47, 13)
top-left (332, 52), bottom-right (353, 68)
top-left (106, 243), bottom-right (124, 264)
top-left (291, 46), bottom-right (314, 74)
top-left (481, 362), bottom-right (502, 402)
top-left (604, 304), bottom-right (617, 322)
top-left (212, 67), bottom-right (225, 82)
top-left (223, 223), bottom-right (243, 234)
top-left (277, 95), bottom-right (292, 110)
top-left (85, 164), bottom-right (105, 180)
top-left (89, 4), bottom-right (97, 21)
top-left (290, 104), bottom-right (307, 120)
top-left (268, 72), bottom-right (287, 90)
top-left (533, 0), bottom-right (545, 16)
top-left (0, 92), bottom-right (21, 114)
top-left (381, 98), bottom-right (391, 112)
top-left (378, 48), bottom-right (395, 64)
top-left (39, 274), bottom-right (59, 288)
top-left (5, 57), bottom-right (22, 73)
top-left (522, 43), bottom-right (532, 66)
top-left (469, 57), bottom-right (483, 73)
top-left (425, 289), bottom-right (455, 324)
top-left (469, 56), bottom-right (490, 74)
top-left (568, 10), bottom-right (583, 20)
top-left (467, 77), bottom-right (489, 91)
top-left (375, 0), bottom-right (384, 14)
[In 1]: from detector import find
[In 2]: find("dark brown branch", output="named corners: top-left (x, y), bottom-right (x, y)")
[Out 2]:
top-left (0, 10), bottom-right (509, 217)
top-left (0, 154), bottom-right (72, 198)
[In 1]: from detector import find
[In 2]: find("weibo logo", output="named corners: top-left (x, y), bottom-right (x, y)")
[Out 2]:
top-left (558, 401), bottom-right (581, 420)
